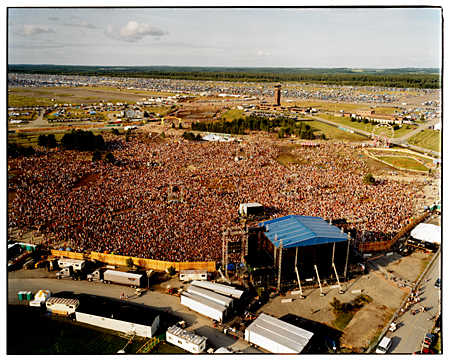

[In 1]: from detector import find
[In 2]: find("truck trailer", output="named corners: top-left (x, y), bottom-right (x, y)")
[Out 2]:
top-left (87, 269), bottom-right (145, 288)
top-left (57, 258), bottom-right (85, 271)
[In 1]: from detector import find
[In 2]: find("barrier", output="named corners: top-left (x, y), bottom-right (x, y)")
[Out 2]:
top-left (358, 212), bottom-right (429, 253)
top-left (50, 250), bottom-right (216, 272)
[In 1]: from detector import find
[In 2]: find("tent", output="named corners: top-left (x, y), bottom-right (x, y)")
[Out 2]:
top-left (411, 223), bottom-right (441, 244)
top-left (29, 289), bottom-right (52, 307)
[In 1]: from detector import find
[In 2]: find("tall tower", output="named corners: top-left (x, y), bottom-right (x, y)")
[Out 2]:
top-left (274, 84), bottom-right (281, 106)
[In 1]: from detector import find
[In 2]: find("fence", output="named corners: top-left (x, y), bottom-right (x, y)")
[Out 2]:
top-left (50, 250), bottom-right (216, 272)
top-left (358, 212), bottom-right (430, 253)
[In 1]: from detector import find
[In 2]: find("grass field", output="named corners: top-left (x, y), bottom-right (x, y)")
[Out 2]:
top-left (315, 114), bottom-right (416, 139)
top-left (7, 305), bottom-right (148, 355)
top-left (407, 130), bottom-right (441, 153)
top-left (219, 109), bottom-right (248, 120)
top-left (309, 120), bottom-right (367, 141)
top-left (376, 156), bottom-right (429, 171)
top-left (8, 94), bottom-right (55, 107)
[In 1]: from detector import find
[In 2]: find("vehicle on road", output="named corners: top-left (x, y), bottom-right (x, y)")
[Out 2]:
top-left (434, 278), bottom-right (441, 290)
top-left (87, 268), bottom-right (145, 288)
top-left (422, 333), bottom-right (436, 349)
top-left (376, 337), bottom-right (392, 354)
top-left (56, 265), bottom-right (83, 280)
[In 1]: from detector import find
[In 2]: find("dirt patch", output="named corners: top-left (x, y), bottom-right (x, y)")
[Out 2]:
top-left (73, 173), bottom-right (100, 188)
top-left (180, 164), bottom-right (197, 171)
top-left (341, 302), bottom-right (395, 349)
top-left (365, 156), bottom-right (397, 173)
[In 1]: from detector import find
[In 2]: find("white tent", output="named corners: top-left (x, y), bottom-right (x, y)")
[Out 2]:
top-left (433, 122), bottom-right (441, 131)
top-left (29, 289), bottom-right (52, 307)
top-left (411, 223), bottom-right (441, 244)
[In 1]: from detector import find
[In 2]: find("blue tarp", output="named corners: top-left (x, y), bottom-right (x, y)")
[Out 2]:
top-left (259, 215), bottom-right (348, 249)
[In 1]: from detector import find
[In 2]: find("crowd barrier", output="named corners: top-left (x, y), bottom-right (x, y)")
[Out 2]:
top-left (50, 250), bottom-right (216, 272)
top-left (358, 212), bottom-right (430, 253)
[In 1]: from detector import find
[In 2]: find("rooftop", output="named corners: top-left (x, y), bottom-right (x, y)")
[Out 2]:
top-left (259, 215), bottom-right (349, 248)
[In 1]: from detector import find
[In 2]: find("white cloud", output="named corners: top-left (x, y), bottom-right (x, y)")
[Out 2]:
top-left (67, 21), bottom-right (96, 29)
top-left (16, 24), bottom-right (54, 37)
top-left (104, 21), bottom-right (165, 42)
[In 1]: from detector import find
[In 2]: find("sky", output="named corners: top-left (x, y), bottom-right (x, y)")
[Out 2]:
top-left (7, 5), bottom-right (444, 69)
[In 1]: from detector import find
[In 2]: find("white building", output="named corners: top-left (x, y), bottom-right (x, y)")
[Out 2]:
top-left (245, 313), bottom-right (314, 354)
top-left (46, 297), bottom-right (80, 315)
top-left (74, 294), bottom-right (160, 338)
top-left (166, 325), bottom-right (207, 354)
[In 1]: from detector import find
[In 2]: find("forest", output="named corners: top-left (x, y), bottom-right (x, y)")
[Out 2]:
top-left (8, 64), bottom-right (441, 89)
top-left (191, 114), bottom-right (316, 139)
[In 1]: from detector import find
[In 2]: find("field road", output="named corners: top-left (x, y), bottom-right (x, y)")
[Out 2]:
top-left (388, 252), bottom-right (441, 354)
top-left (7, 272), bottom-right (264, 354)
top-left (309, 114), bottom-right (441, 157)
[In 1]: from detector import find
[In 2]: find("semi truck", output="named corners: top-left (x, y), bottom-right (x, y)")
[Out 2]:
top-left (87, 268), bottom-right (145, 288)
top-left (56, 265), bottom-right (84, 280)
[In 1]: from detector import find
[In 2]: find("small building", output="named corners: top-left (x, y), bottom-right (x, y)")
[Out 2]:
top-left (245, 313), bottom-right (314, 354)
top-left (187, 284), bottom-right (234, 309)
top-left (46, 297), bottom-right (80, 315)
top-left (239, 203), bottom-right (264, 217)
top-left (74, 294), bottom-right (160, 338)
top-left (190, 280), bottom-right (244, 299)
top-left (166, 325), bottom-right (208, 354)
top-left (180, 291), bottom-right (227, 322)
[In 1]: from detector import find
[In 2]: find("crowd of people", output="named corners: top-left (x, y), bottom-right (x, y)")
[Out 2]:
top-left (8, 131), bottom-right (426, 262)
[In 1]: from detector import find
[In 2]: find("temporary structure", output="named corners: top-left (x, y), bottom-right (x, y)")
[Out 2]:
top-left (411, 223), bottom-right (441, 244)
top-left (29, 289), bottom-right (51, 307)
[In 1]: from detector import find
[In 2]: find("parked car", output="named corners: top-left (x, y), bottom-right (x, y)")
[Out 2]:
top-left (376, 337), bottom-right (392, 354)
top-left (422, 333), bottom-right (436, 349)
top-left (434, 278), bottom-right (441, 290)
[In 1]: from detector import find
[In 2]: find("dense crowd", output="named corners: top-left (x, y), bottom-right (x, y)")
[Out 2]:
top-left (8, 133), bottom-right (425, 262)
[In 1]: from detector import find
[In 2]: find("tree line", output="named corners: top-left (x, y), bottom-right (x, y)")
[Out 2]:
top-left (191, 115), bottom-right (316, 139)
top-left (9, 64), bottom-right (441, 89)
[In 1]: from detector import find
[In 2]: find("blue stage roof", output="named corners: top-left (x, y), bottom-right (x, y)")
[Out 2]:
top-left (259, 215), bottom-right (349, 248)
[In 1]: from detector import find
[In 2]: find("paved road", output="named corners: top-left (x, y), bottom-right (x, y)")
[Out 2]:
top-left (7, 273), bottom-right (263, 353)
top-left (309, 114), bottom-right (441, 158)
top-left (388, 252), bottom-right (441, 354)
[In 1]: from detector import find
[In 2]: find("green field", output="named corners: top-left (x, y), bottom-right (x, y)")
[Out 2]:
top-left (315, 114), bottom-right (416, 139)
top-left (309, 120), bottom-right (367, 141)
top-left (8, 93), bottom-right (55, 107)
top-left (407, 130), bottom-right (441, 153)
top-left (219, 109), bottom-right (248, 120)
top-left (376, 156), bottom-right (429, 171)
top-left (7, 305), bottom-right (148, 355)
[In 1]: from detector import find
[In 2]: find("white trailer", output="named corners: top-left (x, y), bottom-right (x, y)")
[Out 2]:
top-left (87, 269), bottom-right (145, 288)
top-left (180, 292), bottom-right (227, 322)
top-left (45, 297), bottom-right (80, 315)
top-left (190, 280), bottom-right (244, 299)
top-left (57, 258), bottom-right (85, 271)
top-left (187, 285), bottom-right (234, 309)
top-left (245, 313), bottom-right (313, 354)
top-left (166, 325), bottom-right (208, 354)
top-left (179, 269), bottom-right (208, 282)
